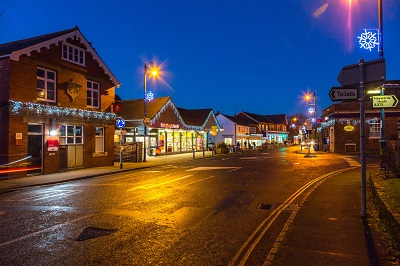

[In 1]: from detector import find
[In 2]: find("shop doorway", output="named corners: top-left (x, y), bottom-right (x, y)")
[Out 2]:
top-left (67, 145), bottom-right (84, 168)
top-left (28, 124), bottom-right (43, 174)
top-left (330, 126), bottom-right (335, 152)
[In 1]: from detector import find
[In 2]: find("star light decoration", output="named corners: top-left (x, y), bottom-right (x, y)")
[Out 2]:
top-left (358, 29), bottom-right (379, 52)
top-left (145, 91), bottom-right (154, 101)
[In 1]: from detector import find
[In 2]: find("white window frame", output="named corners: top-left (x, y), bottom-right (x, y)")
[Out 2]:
top-left (59, 125), bottom-right (84, 145)
top-left (87, 80), bottom-right (100, 109)
top-left (62, 43), bottom-right (85, 66)
top-left (95, 127), bottom-right (104, 153)
top-left (37, 67), bottom-right (56, 103)
top-left (368, 120), bottom-right (381, 139)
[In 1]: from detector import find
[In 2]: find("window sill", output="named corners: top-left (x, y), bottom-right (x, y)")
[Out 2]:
top-left (93, 152), bottom-right (108, 157)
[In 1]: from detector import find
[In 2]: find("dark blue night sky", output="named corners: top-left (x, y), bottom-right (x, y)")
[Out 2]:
top-left (1, 0), bottom-right (399, 118)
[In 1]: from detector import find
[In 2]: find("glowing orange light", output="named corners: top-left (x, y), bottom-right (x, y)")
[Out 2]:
top-left (148, 66), bottom-right (159, 78)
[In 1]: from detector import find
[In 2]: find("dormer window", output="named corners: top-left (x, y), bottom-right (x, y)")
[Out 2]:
top-left (62, 43), bottom-right (85, 66)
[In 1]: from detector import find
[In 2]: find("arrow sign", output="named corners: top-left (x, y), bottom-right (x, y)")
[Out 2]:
top-left (372, 95), bottom-right (398, 108)
top-left (116, 118), bottom-right (125, 129)
top-left (337, 58), bottom-right (386, 87)
top-left (329, 87), bottom-right (358, 101)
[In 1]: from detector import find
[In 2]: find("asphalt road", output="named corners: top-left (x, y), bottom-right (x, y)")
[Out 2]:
top-left (0, 147), bottom-right (361, 265)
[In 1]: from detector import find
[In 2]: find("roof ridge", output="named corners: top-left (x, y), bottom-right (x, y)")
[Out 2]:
top-left (0, 26), bottom-right (79, 48)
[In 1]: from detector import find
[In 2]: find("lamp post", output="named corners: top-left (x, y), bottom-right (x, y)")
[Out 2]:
top-left (378, 0), bottom-right (383, 58)
top-left (143, 62), bottom-right (158, 162)
top-left (305, 91), bottom-right (318, 146)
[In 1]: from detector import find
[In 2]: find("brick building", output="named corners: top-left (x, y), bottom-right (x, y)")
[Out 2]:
top-left (320, 82), bottom-right (400, 153)
top-left (0, 27), bottom-right (120, 178)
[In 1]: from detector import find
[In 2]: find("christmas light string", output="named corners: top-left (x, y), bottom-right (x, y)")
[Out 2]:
top-left (9, 100), bottom-right (116, 120)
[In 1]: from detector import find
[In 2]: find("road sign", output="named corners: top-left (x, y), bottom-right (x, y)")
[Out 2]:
top-left (144, 117), bottom-right (151, 126)
top-left (116, 118), bottom-right (125, 129)
top-left (329, 87), bottom-right (358, 101)
top-left (337, 58), bottom-right (386, 87)
top-left (372, 95), bottom-right (398, 108)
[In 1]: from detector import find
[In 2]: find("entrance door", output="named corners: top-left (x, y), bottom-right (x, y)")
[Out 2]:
top-left (330, 126), bottom-right (335, 152)
top-left (28, 124), bottom-right (43, 174)
top-left (67, 145), bottom-right (84, 168)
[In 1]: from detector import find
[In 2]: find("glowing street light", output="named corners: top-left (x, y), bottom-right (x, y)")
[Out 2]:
top-left (304, 91), bottom-right (318, 144)
top-left (143, 62), bottom-right (159, 162)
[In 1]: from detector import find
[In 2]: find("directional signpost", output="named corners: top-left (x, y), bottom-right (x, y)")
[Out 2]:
top-left (337, 58), bottom-right (386, 87)
top-left (329, 87), bottom-right (358, 101)
top-left (334, 58), bottom-right (386, 218)
top-left (372, 95), bottom-right (398, 108)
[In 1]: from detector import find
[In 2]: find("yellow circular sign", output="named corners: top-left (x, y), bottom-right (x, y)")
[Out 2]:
top-left (344, 125), bottom-right (355, 132)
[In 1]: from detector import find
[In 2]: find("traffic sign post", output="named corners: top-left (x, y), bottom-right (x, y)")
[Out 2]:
top-left (337, 58), bottom-right (386, 87)
top-left (329, 87), bottom-right (358, 101)
top-left (334, 58), bottom-right (387, 218)
top-left (116, 118), bottom-right (125, 169)
top-left (372, 95), bottom-right (398, 108)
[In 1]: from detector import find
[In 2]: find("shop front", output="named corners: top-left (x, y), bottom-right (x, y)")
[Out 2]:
top-left (121, 127), bottom-right (207, 155)
top-left (115, 97), bottom-right (219, 159)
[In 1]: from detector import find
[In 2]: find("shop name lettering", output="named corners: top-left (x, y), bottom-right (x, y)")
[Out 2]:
top-left (160, 123), bottom-right (179, 129)
top-left (335, 91), bottom-right (356, 97)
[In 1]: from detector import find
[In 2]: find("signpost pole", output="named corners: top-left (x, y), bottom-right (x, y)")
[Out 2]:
top-left (120, 130), bottom-right (123, 169)
top-left (359, 59), bottom-right (367, 218)
top-left (379, 86), bottom-right (386, 170)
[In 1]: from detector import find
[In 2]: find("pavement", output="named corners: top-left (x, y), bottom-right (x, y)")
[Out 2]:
top-left (0, 147), bottom-right (390, 264)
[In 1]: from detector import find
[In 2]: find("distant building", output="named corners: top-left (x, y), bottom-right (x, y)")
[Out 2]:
top-left (0, 27), bottom-right (120, 178)
top-left (215, 112), bottom-right (289, 148)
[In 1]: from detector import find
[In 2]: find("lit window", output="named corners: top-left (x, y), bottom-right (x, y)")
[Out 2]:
top-left (368, 120), bottom-right (381, 139)
top-left (59, 125), bottom-right (84, 144)
top-left (95, 127), bottom-right (104, 152)
top-left (62, 43), bottom-right (85, 66)
top-left (87, 80), bottom-right (100, 109)
top-left (37, 67), bottom-right (56, 102)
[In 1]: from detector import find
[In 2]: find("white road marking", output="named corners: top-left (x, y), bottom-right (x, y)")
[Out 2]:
top-left (128, 175), bottom-right (193, 191)
top-left (187, 167), bottom-right (241, 171)
top-left (0, 214), bottom-right (94, 248)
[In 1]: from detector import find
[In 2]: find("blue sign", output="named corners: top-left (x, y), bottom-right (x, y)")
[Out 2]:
top-left (116, 118), bottom-right (125, 129)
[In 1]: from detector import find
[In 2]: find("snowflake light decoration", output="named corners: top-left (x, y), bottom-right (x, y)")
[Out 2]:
top-left (358, 29), bottom-right (379, 51)
top-left (145, 91), bottom-right (154, 101)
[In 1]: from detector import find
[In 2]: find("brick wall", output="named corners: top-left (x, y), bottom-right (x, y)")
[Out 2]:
top-left (3, 38), bottom-right (117, 178)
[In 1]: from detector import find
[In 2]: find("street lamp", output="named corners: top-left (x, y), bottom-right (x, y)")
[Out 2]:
top-left (304, 91), bottom-right (317, 143)
top-left (143, 62), bottom-right (159, 162)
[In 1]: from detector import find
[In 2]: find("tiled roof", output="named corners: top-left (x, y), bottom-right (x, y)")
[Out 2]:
top-left (117, 97), bottom-right (219, 130)
top-left (0, 27), bottom-right (79, 56)
top-left (222, 114), bottom-right (256, 126)
top-left (119, 96), bottom-right (171, 120)
top-left (238, 112), bottom-right (287, 124)
top-left (177, 108), bottom-right (213, 127)
top-left (264, 114), bottom-right (287, 124)
top-left (237, 112), bottom-right (273, 123)
top-left (0, 26), bottom-right (120, 86)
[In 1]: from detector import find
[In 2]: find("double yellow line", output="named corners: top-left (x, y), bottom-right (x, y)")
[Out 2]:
top-left (229, 167), bottom-right (357, 266)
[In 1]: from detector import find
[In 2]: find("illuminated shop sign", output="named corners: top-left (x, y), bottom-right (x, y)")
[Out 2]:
top-left (160, 123), bottom-right (179, 129)
top-left (344, 125), bottom-right (355, 132)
